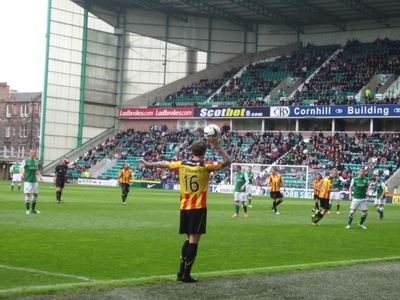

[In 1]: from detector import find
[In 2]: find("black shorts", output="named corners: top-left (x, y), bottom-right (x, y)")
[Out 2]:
top-left (121, 183), bottom-right (130, 193)
top-left (319, 198), bottom-right (330, 210)
top-left (179, 208), bottom-right (207, 235)
top-left (56, 178), bottom-right (66, 188)
top-left (270, 191), bottom-right (283, 200)
top-left (314, 194), bottom-right (320, 201)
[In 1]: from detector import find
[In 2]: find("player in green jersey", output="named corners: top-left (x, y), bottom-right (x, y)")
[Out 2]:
top-left (10, 159), bottom-right (22, 192)
top-left (20, 149), bottom-right (44, 215)
top-left (345, 167), bottom-right (369, 229)
top-left (232, 165), bottom-right (249, 218)
top-left (373, 173), bottom-right (387, 220)
top-left (245, 166), bottom-right (255, 207)
top-left (328, 172), bottom-right (347, 214)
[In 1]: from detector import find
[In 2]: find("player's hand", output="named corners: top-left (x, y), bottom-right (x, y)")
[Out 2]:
top-left (139, 158), bottom-right (149, 167)
top-left (207, 137), bottom-right (220, 148)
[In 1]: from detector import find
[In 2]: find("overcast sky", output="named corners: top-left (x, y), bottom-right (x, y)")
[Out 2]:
top-left (0, 0), bottom-right (48, 92)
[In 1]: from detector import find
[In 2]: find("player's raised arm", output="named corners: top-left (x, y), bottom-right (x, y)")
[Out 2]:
top-left (208, 137), bottom-right (231, 169)
top-left (140, 158), bottom-right (170, 169)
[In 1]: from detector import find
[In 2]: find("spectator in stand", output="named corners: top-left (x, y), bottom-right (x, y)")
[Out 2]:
top-left (221, 123), bottom-right (230, 133)
top-left (365, 87), bottom-right (372, 102)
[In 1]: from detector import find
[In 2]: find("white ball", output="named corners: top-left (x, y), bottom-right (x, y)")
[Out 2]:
top-left (204, 124), bottom-right (221, 138)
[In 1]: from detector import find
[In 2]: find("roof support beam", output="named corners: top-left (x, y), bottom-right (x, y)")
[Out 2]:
top-left (128, 0), bottom-right (188, 22)
top-left (177, 0), bottom-right (254, 31)
top-left (229, 0), bottom-right (303, 33)
top-left (282, 0), bottom-right (346, 30)
top-left (339, 0), bottom-right (390, 26)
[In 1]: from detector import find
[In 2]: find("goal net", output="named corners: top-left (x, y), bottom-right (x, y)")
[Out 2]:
top-left (228, 163), bottom-right (312, 198)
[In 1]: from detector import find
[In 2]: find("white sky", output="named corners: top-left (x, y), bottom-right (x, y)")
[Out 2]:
top-left (0, 0), bottom-right (48, 92)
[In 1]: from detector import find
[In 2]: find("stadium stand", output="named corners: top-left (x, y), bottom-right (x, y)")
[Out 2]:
top-left (294, 38), bottom-right (400, 105)
top-left (64, 38), bottom-right (400, 188)
top-left (153, 39), bottom-right (399, 108)
top-left (67, 127), bottom-right (400, 192)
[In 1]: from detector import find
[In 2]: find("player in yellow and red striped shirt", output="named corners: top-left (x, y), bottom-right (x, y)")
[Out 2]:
top-left (267, 166), bottom-right (286, 215)
top-left (312, 173), bottom-right (322, 212)
top-left (117, 162), bottom-right (134, 205)
top-left (312, 168), bottom-right (338, 225)
top-left (140, 137), bottom-right (231, 283)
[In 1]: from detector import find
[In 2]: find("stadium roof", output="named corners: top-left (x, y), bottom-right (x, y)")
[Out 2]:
top-left (72, 0), bottom-right (400, 32)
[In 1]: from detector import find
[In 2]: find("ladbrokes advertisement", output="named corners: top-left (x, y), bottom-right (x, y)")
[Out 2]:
top-left (119, 105), bottom-right (400, 120)
top-left (119, 107), bottom-right (194, 119)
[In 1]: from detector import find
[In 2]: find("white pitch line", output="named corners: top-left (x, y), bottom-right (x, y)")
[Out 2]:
top-left (1, 256), bottom-right (400, 294)
top-left (0, 275), bottom-right (171, 294)
top-left (197, 256), bottom-right (400, 276)
top-left (0, 264), bottom-right (95, 281)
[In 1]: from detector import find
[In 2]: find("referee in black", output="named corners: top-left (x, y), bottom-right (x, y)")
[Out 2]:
top-left (54, 157), bottom-right (74, 203)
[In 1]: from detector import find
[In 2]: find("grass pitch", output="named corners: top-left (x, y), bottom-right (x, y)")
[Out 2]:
top-left (1, 180), bottom-right (399, 298)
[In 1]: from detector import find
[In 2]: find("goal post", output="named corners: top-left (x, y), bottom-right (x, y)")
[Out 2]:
top-left (228, 163), bottom-right (313, 199)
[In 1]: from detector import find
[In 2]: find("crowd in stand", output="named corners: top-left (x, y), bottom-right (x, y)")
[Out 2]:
top-left (365, 95), bottom-right (400, 105)
top-left (280, 130), bottom-right (400, 185)
top-left (70, 128), bottom-right (301, 183)
top-left (157, 38), bottom-right (400, 109)
top-left (164, 67), bottom-right (241, 105)
top-left (292, 39), bottom-right (400, 105)
top-left (68, 127), bottom-right (400, 188)
top-left (68, 39), bottom-right (400, 182)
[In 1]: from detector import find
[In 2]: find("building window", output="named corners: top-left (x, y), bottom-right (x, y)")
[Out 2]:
top-left (37, 126), bottom-right (41, 138)
top-left (38, 104), bottom-right (42, 117)
top-left (11, 146), bottom-right (15, 156)
top-left (3, 146), bottom-right (7, 157)
top-left (19, 125), bottom-right (28, 138)
top-left (18, 146), bottom-right (25, 157)
top-left (12, 126), bottom-right (16, 136)
top-left (20, 105), bottom-right (29, 117)
top-left (5, 126), bottom-right (11, 137)
top-left (6, 105), bottom-right (12, 117)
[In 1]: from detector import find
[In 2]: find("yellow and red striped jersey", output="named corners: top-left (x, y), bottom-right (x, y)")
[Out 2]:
top-left (268, 173), bottom-right (283, 192)
top-left (313, 179), bottom-right (322, 195)
top-left (118, 168), bottom-right (133, 184)
top-left (169, 160), bottom-right (222, 210)
top-left (319, 176), bottom-right (332, 199)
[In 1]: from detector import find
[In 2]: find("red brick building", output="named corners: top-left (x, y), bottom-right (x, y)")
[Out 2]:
top-left (0, 83), bottom-right (42, 179)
